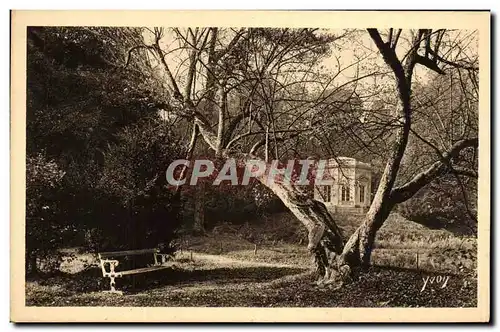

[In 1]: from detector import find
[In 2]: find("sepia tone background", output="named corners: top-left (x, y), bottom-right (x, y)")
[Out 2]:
top-left (10, 10), bottom-right (490, 322)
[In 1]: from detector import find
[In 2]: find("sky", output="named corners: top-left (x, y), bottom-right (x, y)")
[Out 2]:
top-left (145, 27), bottom-right (478, 113)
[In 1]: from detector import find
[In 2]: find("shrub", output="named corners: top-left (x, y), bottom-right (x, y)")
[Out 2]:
top-left (26, 153), bottom-right (67, 275)
top-left (397, 174), bottom-right (477, 236)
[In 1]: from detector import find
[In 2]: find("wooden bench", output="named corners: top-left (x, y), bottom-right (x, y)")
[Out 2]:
top-left (98, 248), bottom-right (171, 294)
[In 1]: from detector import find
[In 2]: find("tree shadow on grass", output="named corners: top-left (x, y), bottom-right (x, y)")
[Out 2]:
top-left (27, 264), bottom-right (477, 307)
top-left (408, 214), bottom-right (476, 236)
top-left (122, 266), bottom-right (305, 294)
top-left (30, 265), bottom-right (306, 294)
top-left (29, 267), bottom-right (105, 293)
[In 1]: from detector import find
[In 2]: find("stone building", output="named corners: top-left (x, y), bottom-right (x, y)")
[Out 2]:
top-left (313, 157), bottom-right (372, 214)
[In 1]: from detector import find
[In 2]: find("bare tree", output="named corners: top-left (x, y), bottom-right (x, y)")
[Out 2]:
top-left (129, 27), bottom-right (478, 286)
top-left (338, 29), bottom-right (478, 274)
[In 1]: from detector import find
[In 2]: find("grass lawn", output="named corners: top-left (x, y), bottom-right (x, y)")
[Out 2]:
top-left (26, 212), bottom-right (477, 307)
top-left (26, 251), bottom-right (476, 307)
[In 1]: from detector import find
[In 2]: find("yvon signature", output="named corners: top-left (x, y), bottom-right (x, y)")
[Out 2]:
top-left (421, 275), bottom-right (450, 292)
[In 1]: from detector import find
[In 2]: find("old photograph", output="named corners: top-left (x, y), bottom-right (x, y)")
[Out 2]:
top-left (10, 10), bottom-right (490, 322)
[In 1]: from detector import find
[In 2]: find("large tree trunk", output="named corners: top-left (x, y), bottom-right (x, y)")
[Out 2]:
top-left (195, 123), bottom-right (380, 285)
top-left (193, 183), bottom-right (205, 234)
top-left (156, 28), bottom-right (477, 287)
top-left (340, 29), bottom-right (419, 269)
top-left (211, 153), bottom-right (351, 285)
top-left (261, 177), bottom-right (349, 284)
top-left (340, 202), bottom-right (393, 270)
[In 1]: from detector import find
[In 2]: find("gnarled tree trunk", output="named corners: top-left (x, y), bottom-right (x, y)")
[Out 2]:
top-left (151, 27), bottom-right (478, 287)
top-left (193, 183), bottom-right (205, 234)
top-left (253, 169), bottom-right (347, 284)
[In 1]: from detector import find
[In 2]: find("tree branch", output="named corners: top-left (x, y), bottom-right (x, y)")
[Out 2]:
top-left (428, 48), bottom-right (479, 71)
top-left (215, 87), bottom-right (227, 154)
top-left (124, 45), bottom-right (154, 69)
top-left (152, 31), bottom-right (183, 99)
top-left (214, 28), bottom-right (246, 62)
top-left (390, 137), bottom-right (478, 203)
top-left (391, 29), bottom-right (402, 49)
top-left (174, 123), bottom-right (199, 194)
top-left (451, 166), bottom-right (478, 178)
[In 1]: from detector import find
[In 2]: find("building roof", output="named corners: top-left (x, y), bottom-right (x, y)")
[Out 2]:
top-left (326, 157), bottom-right (372, 170)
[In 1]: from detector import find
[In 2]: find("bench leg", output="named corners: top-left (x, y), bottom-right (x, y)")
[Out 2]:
top-left (110, 276), bottom-right (117, 292)
top-left (103, 275), bottom-right (123, 295)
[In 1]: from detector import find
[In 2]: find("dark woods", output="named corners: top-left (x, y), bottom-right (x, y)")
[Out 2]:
top-left (26, 27), bottom-right (183, 274)
top-left (25, 27), bottom-right (478, 280)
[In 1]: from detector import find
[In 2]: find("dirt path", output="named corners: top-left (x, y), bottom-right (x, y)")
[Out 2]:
top-left (185, 252), bottom-right (307, 269)
top-left (138, 252), bottom-right (312, 296)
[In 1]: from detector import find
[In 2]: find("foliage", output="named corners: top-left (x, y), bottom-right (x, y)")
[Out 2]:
top-left (27, 27), bottom-right (166, 161)
top-left (26, 27), bottom-right (184, 269)
top-left (92, 119), bottom-right (184, 251)
top-left (26, 153), bottom-right (67, 274)
top-left (396, 68), bottom-right (478, 235)
top-left (397, 174), bottom-right (477, 235)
